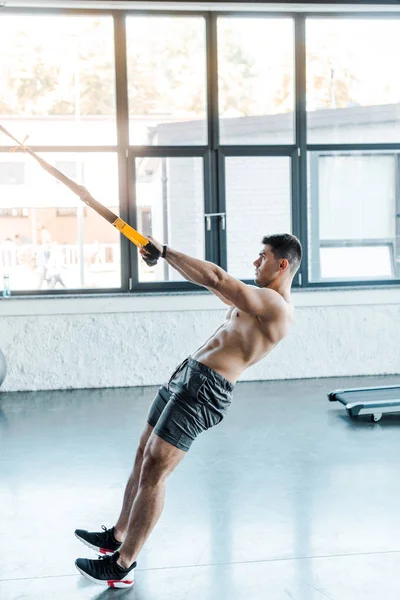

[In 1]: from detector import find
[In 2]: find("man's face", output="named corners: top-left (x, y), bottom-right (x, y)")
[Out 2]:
top-left (253, 245), bottom-right (279, 287)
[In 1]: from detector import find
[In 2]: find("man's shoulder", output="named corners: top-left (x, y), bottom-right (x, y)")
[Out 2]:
top-left (247, 285), bottom-right (290, 310)
top-left (253, 289), bottom-right (293, 331)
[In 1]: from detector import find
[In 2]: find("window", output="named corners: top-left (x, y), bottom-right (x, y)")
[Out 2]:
top-left (0, 15), bottom-right (117, 146)
top-left (305, 16), bottom-right (400, 287)
top-left (225, 156), bottom-right (292, 279)
top-left (0, 153), bottom-right (121, 291)
top-left (134, 156), bottom-right (204, 283)
top-left (0, 12), bottom-right (120, 293)
top-left (306, 19), bottom-right (400, 144)
top-left (1, 8), bottom-right (399, 296)
top-left (308, 152), bottom-right (400, 282)
top-left (319, 244), bottom-right (394, 280)
top-left (218, 17), bottom-right (295, 145)
top-left (126, 16), bottom-right (207, 146)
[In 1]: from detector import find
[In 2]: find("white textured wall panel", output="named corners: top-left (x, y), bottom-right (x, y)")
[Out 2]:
top-left (1, 302), bottom-right (399, 392)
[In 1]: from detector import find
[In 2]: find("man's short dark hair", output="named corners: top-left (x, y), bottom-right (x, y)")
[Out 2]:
top-left (262, 233), bottom-right (302, 275)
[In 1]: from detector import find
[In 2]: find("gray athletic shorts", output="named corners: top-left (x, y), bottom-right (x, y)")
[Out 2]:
top-left (147, 357), bottom-right (234, 452)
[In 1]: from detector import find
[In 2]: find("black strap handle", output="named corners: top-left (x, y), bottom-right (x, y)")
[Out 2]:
top-left (142, 241), bottom-right (161, 266)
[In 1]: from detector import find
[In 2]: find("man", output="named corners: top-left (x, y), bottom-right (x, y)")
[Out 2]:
top-left (75, 233), bottom-right (302, 588)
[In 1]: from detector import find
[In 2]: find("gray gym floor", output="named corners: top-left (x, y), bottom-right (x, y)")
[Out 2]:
top-left (1, 374), bottom-right (400, 600)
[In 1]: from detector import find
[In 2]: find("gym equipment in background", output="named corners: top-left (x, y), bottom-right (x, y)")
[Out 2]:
top-left (328, 385), bottom-right (400, 422)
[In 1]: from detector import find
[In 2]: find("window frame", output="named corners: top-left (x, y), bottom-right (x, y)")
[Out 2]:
top-left (0, 6), bottom-right (399, 297)
top-left (219, 146), bottom-right (298, 283)
top-left (127, 146), bottom-right (209, 293)
top-left (302, 11), bottom-right (400, 289)
top-left (308, 149), bottom-right (400, 283)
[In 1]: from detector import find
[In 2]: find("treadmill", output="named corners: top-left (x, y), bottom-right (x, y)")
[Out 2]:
top-left (328, 385), bottom-right (400, 422)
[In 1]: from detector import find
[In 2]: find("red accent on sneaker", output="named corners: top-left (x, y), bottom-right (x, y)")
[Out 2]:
top-left (99, 548), bottom-right (108, 555)
top-left (107, 580), bottom-right (133, 587)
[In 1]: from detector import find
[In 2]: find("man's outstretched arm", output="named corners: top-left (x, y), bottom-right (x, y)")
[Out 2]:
top-left (164, 247), bottom-right (220, 288)
top-left (163, 247), bottom-right (267, 315)
top-left (140, 239), bottom-right (284, 318)
top-left (160, 249), bottom-right (233, 306)
top-left (141, 239), bottom-right (232, 305)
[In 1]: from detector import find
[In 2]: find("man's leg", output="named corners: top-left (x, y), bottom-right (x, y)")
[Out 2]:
top-left (117, 432), bottom-right (186, 568)
top-left (113, 423), bottom-right (154, 541)
top-left (75, 381), bottom-right (173, 556)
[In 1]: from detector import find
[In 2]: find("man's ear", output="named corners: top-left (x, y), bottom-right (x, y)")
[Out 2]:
top-left (279, 258), bottom-right (290, 272)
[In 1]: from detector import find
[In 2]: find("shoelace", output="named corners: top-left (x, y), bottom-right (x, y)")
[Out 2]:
top-left (96, 553), bottom-right (121, 576)
top-left (101, 525), bottom-right (113, 540)
top-left (98, 554), bottom-right (116, 563)
top-left (97, 552), bottom-right (137, 574)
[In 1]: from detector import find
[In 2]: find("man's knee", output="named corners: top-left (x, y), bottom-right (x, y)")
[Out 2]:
top-left (139, 435), bottom-right (185, 487)
top-left (139, 454), bottom-right (166, 488)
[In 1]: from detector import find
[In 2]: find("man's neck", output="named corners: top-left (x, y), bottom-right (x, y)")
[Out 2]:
top-left (265, 281), bottom-right (292, 303)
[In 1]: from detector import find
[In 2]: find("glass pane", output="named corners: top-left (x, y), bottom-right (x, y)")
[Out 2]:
top-left (308, 152), bottom-right (399, 282)
top-left (225, 157), bottom-right (292, 279)
top-left (320, 246), bottom-right (393, 279)
top-left (218, 18), bottom-right (294, 145)
top-left (126, 17), bottom-right (207, 146)
top-left (307, 19), bottom-right (400, 144)
top-left (135, 157), bottom-right (204, 282)
top-left (0, 15), bottom-right (116, 145)
top-left (0, 153), bottom-right (121, 292)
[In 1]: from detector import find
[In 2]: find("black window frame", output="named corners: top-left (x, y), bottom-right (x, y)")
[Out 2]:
top-left (308, 149), bottom-right (400, 282)
top-left (302, 12), bottom-right (400, 289)
top-left (0, 5), bottom-right (399, 296)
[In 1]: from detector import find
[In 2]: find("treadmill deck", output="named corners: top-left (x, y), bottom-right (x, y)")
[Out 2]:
top-left (328, 385), bottom-right (400, 421)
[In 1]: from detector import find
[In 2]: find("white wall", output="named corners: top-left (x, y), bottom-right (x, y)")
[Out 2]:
top-left (1, 288), bottom-right (399, 392)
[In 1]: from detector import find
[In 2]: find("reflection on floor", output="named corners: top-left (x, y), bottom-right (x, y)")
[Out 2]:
top-left (1, 373), bottom-right (400, 600)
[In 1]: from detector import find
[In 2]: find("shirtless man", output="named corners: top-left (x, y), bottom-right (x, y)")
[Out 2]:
top-left (75, 233), bottom-right (302, 588)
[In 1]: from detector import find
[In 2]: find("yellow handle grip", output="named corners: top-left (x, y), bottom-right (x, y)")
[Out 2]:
top-left (113, 218), bottom-right (149, 247)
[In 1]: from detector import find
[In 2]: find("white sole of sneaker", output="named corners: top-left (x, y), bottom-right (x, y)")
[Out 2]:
top-left (75, 564), bottom-right (134, 588)
top-left (74, 532), bottom-right (115, 556)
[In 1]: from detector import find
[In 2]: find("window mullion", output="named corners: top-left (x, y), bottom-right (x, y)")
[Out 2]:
top-left (204, 12), bottom-right (222, 267)
top-left (113, 12), bottom-right (131, 291)
top-left (295, 14), bottom-right (308, 288)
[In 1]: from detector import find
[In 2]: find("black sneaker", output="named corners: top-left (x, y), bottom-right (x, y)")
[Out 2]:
top-left (74, 525), bottom-right (122, 556)
top-left (75, 551), bottom-right (136, 588)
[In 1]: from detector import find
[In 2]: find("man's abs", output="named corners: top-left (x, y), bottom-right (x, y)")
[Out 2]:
top-left (190, 346), bottom-right (247, 385)
top-left (191, 310), bottom-right (279, 384)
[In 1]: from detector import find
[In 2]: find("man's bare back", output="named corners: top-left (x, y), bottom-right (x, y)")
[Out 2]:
top-left (192, 289), bottom-right (294, 384)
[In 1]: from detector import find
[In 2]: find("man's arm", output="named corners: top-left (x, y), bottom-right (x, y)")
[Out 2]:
top-left (212, 271), bottom-right (284, 318)
top-left (142, 242), bottom-right (233, 306)
top-left (205, 287), bottom-right (233, 306)
top-left (168, 257), bottom-right (232, 306)
top-left (164, 247), bottom-right (283, 317)
top-left (163, 247), bottom-right (219, 288)
top-left (141, 241), bottom-right (278, 317)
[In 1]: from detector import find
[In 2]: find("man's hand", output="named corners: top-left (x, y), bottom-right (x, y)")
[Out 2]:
top-left (140, 235), bottom-right (163, 266)
top-left (147, 236), bottom-right (163, 254)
